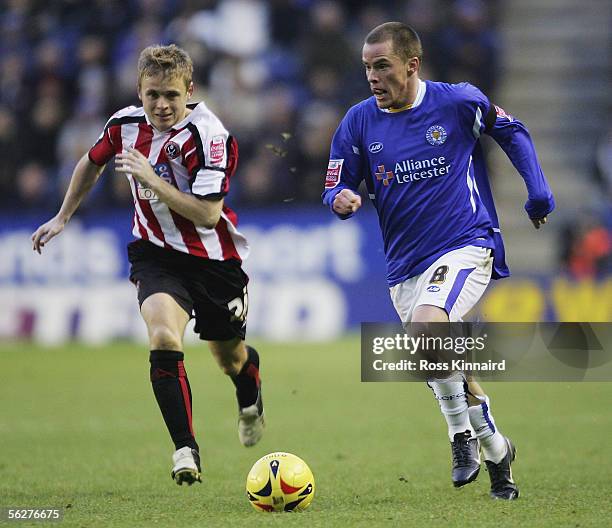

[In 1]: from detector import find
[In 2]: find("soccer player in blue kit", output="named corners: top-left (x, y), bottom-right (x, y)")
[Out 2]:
top-left (323, 22), bottom-right (555, 500)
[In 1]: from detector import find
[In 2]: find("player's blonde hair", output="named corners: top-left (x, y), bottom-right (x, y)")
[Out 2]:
top-left (137, 44), bottom-right (193, 89)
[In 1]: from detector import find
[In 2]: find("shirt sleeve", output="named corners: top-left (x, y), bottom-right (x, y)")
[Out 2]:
top-left (455, 82), bottom-right (492, 141)
top-left (321, 108), bottom-right (364, 219)
top-left (187, 119), bottom-right (235, 198)
top-left (485, 104), bottom-right (555, 219)
top-left (88, 115), bottom-right (122, 166)
top-left (458, 83), bottom-right (555, 220)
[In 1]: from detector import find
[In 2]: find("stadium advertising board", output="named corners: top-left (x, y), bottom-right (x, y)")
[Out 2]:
top-left (1, 209), bottom-right (610, 343)
top-left (0, 208), bottom-right (393, 343)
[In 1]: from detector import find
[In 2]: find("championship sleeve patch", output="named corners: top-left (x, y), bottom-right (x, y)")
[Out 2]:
top-left (494, 105), bottom-right (514, 122)
top-left (209, 135), bottom-right (226, 165)
top-left (325, 159), bottom-right (344, 188)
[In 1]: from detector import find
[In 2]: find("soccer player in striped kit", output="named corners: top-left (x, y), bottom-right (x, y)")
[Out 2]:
top-left (32, 44), bottom-right (264, 485)
top-left (323, 22), bottom-right (556, 500)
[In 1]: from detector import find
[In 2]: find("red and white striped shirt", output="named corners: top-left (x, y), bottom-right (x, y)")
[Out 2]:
top-left (88, 102), bottom-right (249, 262)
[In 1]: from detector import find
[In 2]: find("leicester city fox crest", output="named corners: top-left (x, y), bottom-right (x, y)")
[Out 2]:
top-left (426, 125), bottom-right (447, 146)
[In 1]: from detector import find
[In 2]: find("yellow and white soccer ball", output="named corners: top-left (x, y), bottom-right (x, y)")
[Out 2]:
top-left (246, 452), bottom-right (315, 512)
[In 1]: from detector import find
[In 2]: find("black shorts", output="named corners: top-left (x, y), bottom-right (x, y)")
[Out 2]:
top-left (127, 239), bottom-right (249, 341)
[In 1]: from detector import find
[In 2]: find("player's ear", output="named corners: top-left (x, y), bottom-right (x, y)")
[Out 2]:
top-left (407, 57), bottom-right (420, 76)
top-left (187, 81), bottom-right (194, 99)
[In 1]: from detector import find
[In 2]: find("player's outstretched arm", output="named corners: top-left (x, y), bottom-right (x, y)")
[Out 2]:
top-left (332, 188), bottom-right (362, 216)
top-left (486, 110), bottom-right (555, 229)
top-left (115, 147), bottom-right (223, 228)
top-left (31, 154), bottom-right (105, 254)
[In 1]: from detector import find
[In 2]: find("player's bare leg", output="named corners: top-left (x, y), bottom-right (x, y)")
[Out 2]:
top-left (209, 337), bottom-right (248, 376)
top-left (413, 304), bottom-right (480, 487)
top-left (142, 293), bottom-right (189, 351)
top-left (209, 338), bottom-right (264, 447)
top-left (466, 377), bottom-right (519, 499)
top-left (141, 293), bottom-right (201, 485)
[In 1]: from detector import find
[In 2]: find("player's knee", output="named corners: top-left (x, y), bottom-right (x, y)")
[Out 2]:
top-left (410, 306), bottom-right (453, 367)
top-left (149, 325), bottom-right (182, 350)
top-left (411, 304), bottom-right (449, 322)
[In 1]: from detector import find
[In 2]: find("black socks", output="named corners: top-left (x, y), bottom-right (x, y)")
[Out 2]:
top-left (150, 350), bottom-right (198, 451)
top-left (231, 346), bottom-right (261, 408)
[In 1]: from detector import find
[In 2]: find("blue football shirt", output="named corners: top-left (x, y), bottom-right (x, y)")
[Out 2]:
top-left (323, 80), bottom-right (554, 286)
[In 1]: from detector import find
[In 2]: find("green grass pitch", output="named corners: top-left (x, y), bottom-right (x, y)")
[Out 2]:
top-left (1, 338), bottom-right (611, 527)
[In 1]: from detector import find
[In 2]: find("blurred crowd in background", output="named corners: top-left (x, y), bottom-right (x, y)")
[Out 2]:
top-left (0, 0), bottom-right (610, 277)
top-left (0, 0), bottom-right (501, 208)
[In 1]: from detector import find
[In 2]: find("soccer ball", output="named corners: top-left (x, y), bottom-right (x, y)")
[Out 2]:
top-left (246, 452), bottom-right (315, 512)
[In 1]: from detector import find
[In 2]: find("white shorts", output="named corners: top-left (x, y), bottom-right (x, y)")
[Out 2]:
top-left (389, 245), bottom-right (493, 322)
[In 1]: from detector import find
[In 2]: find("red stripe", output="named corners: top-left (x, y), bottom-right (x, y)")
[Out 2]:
top-left (223, 205), bottom-right (239, 227)
top-left (182, 136), bottom-right (199, 175)
top-left (136, 188), bottom-right (168, 246)
top-left (135, 122), bottom-right (153, 153)
top-left (223, 137), bottom-right (239, 193)
top-left (215, 216), bottom-right (240, 261)
top-left (246, 363), bottom-right (260, 388)
top-left (110, 125), bottom-right (123, 155)
top-left (89, 124), bottom-right (122, 165)
top-left (89, 135), bottom-right (113, 165)
top-left (182, 135), bottom-right (196, 155)
top-left (170, 211), bottom-right (209, 257)
top-left (177, 361), bottom-right (194, 437)
top-left (177, 362), bottom-right (186, 376)
top-left (132, 124), bottom-right (169, 246)
top-left (151, 134), bottom-right (209, 258)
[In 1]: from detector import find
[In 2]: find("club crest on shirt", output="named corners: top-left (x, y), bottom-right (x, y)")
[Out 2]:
top-left (164, 141), bottom-right (180, 159)
top-left (325, 159), bottom-right (343, 188)
top-left (209, 135), bottom-right (225, 164)
top-left (426, 125), bottom-right (447, 146)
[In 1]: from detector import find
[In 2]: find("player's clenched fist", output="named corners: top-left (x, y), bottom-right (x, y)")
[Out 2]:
top-left (333, 189), bottom-right (362, 215)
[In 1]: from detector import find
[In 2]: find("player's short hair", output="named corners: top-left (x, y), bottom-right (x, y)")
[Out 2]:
top-left (137, 44), bottom-right (193, 89)
top-left (365, 22), bottom-right (423, 63)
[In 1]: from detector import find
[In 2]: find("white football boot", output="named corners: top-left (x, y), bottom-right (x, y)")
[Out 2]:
top-left (171, 446), bottom-right (202, 485)
top-left (238, 390), bottom-right (265, 447)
